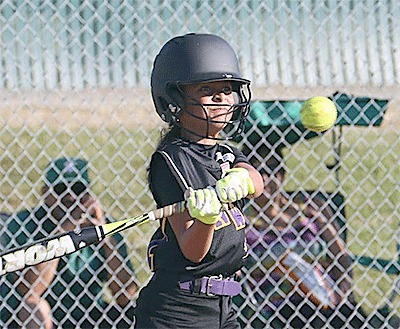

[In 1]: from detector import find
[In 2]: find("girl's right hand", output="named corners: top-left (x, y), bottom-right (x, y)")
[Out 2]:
top-left (185, 187), bottom-right (222, 225)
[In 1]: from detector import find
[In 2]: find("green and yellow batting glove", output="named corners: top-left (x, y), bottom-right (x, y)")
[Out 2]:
top-left (185, 187), bottom-right (222, 225)
top-left (215, 167), bottom-right (255, 203)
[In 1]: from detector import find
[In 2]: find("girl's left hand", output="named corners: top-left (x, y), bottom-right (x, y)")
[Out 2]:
top-left (216, 168), bottom-right (255, 203)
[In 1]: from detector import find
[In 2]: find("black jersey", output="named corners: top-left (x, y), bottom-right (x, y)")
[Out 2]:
top-left (147, 137), bottom-right (250, 278)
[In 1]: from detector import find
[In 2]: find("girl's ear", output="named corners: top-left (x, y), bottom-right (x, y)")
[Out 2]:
top-left (158, 85), bottom-right (184, 123)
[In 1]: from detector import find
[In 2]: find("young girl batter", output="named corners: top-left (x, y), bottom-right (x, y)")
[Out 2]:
top-left (134, 33), bottom-right (263, 329)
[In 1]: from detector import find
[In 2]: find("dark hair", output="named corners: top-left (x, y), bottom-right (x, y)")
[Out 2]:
top-left (147, 124), bottom-right (182, 188)
top-left (157, 124), bottom-right (182, 150)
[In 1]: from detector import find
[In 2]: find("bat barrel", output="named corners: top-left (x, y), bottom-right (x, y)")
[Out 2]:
top-left (0, 200), bottom-right (187, 275)
top-left (0, 226), bottom-right (102, 275)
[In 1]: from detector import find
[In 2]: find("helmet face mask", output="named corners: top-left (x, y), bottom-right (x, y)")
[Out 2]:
top-left (175, 82), bottom-right (251, 140)
top-left (151, 33), bottom-right (251, 140)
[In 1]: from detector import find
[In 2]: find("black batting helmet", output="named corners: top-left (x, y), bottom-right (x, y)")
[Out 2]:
top-left (151, 33), bottom-right (251, 139)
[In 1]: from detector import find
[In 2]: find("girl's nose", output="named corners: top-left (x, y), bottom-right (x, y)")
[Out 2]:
top-left (212, 91), bottom-right (227, 102)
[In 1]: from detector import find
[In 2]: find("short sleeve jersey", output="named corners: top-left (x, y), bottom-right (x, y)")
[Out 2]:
top-left (0, 206), bottom-right (134, 327)
top-left (147, 137), bottom-right (250, 278)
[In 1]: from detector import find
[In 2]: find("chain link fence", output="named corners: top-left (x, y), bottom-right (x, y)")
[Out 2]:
top-left (1, 0), bottom-right (399, 328)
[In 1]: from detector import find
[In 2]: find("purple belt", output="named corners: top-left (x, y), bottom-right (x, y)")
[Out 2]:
top-left (178, 275), bottom-right (242, 296)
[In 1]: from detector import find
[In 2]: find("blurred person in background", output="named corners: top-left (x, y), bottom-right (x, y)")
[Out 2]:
top-left (237, 144), bottom-right (369, 329)
top-left (0, 157), bottom-right (137, 329)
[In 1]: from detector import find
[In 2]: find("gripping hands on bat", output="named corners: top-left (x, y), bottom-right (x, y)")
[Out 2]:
top-left (185, 187), bottom-right (222, 225)
top-left (185, 167), bottom-right (256, 224)
top-left (216, 167), bottom-right (255, 203)
top-left (0, 167), bottom-right (255, 275)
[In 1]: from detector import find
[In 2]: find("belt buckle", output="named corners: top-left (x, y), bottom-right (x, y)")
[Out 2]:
top-left (206, 275), bottom-right (222, 296)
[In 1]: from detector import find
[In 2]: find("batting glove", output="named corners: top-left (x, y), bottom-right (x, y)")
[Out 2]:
top-left (185, 187), bottom-right (222, 225)
top-left (215, 168), bottom-right (255, 203)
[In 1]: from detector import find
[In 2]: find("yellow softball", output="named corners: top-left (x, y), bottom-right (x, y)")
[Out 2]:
top-left (300, 96), bottom-right (338, 132)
